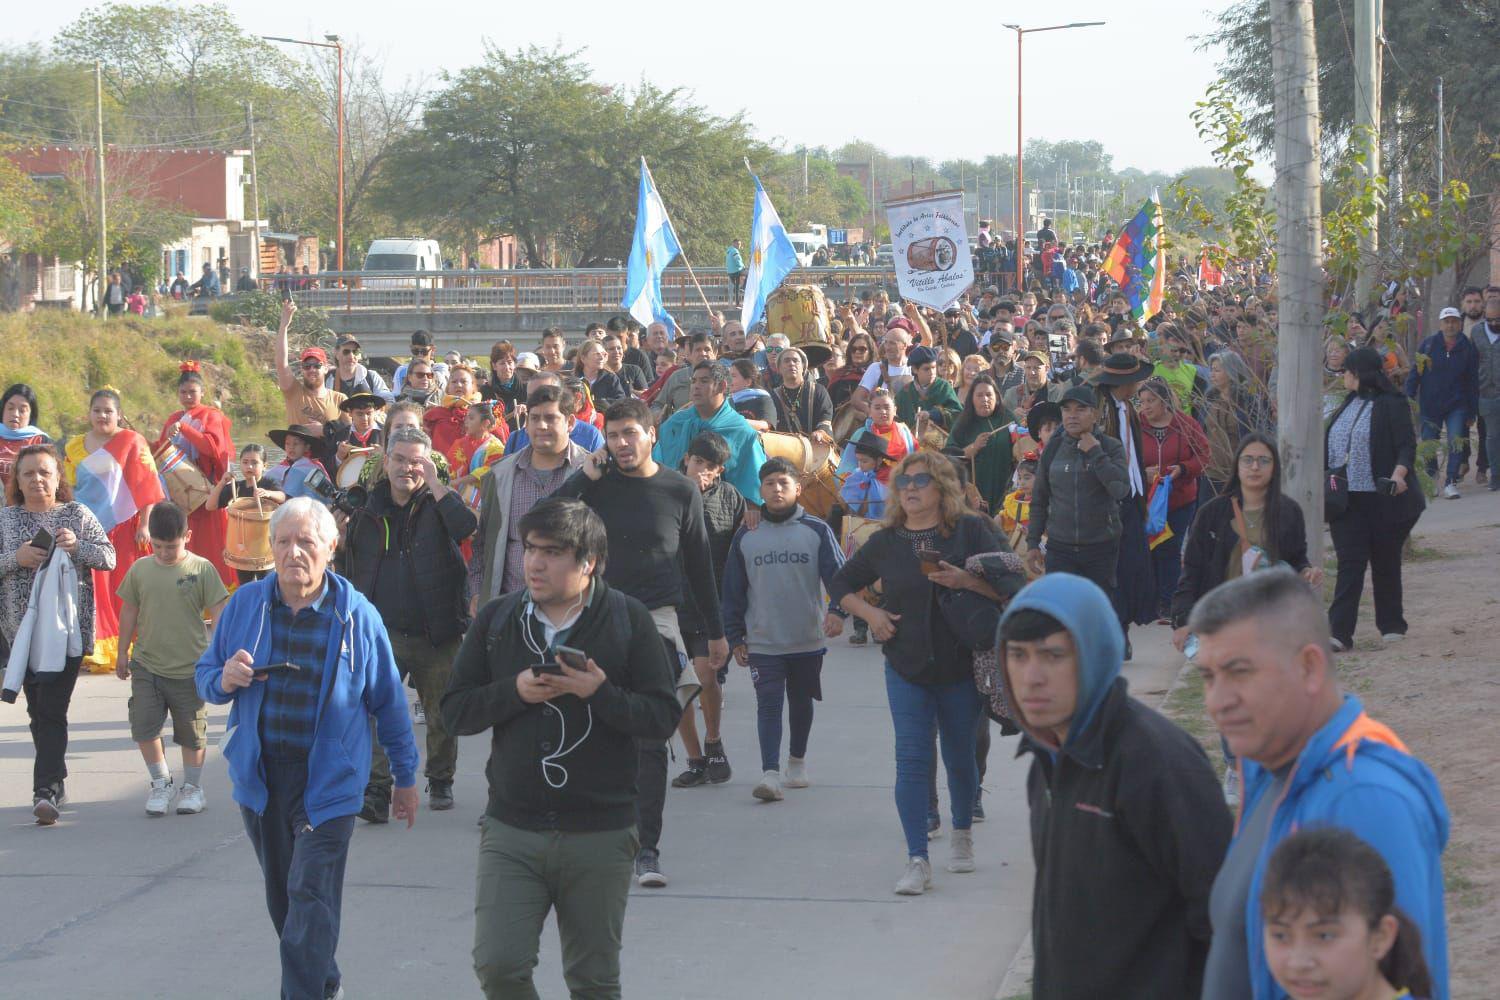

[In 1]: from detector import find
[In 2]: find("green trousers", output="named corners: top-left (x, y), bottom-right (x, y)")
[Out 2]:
top-left (473, 817), bottom-right (639, 1000)
top-left (368, 632), bottom-right (460, 794)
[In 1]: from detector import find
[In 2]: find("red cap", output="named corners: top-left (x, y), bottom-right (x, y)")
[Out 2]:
top-left (299, 347), bottom-right (328, 365)
top-left (886, 317), bottom-right (915, 334)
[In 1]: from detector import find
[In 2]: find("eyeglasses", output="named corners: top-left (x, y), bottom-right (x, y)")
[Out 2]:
top-left (412, 347), bottom-right (432, 356)
top-left (893, 472), bottom-right (934, 490)
top-left (408, 371), bottom-right (433, 380)
top-left (1238, 454), bottom-right (1275, 468)
top-left (299, 361), bottom-right (322, 369)
top-left (340, 348), bottom-right (359, 357)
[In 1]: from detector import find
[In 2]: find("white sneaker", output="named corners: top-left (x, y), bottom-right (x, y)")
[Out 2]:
top-left (1442, 483), bottom-right (1461, 500)
top-left (1329, 637), bottom-right (1347, 653)
top-left (1382, 632), bottom-right (1405, 643)
top-left (784, 757), bottom-right (809, 788)
top-left (145, 777), bottom-right (174, 817)
top-left (894, 856), bottom-right (932, 895)
top-left (947, 829), bottom-right (976, 873)
top-left (176, 783), bottom-right (206, 815)
top-left (752, 770), bottom-right (784, 802)
top-left (413, 700), bottom-right (426, 725)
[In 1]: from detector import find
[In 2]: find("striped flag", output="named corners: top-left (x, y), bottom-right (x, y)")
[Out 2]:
top-left (1102, 192), bottom-right (1166, 322)
top-left (72, 432), bottom-right (163, 533)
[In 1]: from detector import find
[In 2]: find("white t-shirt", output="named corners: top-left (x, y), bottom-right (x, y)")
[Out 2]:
top-left (859, 361), bottom-right (912, 392)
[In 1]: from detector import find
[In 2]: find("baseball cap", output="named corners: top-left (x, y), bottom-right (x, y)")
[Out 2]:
top-left (1439, 306), bottom-right (1461, 320)
top-left (1060, 385), bottom-right (1098, 408)
top-left (299, 346), bottom-right (327, 365)
top-left (334, 334), bottom-right (361, 351)
top-left (514, 352), bottom-right (541, 372)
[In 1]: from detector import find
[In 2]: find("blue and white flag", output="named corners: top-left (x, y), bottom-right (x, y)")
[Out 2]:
top-left (621, 157), bottom-right (682, 329)
top-left (740, 169), bottom-right (799, 330)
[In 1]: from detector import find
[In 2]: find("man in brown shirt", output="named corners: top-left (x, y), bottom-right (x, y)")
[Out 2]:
top-left (275, 299), bottom-right (345, 427)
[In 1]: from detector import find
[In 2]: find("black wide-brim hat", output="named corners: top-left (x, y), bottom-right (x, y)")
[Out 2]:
top-left (268, 425), bottom-right (324, 449)
top-left (1091, 354), bottom-right (1155, 386)
top-left (851, 429), bottom-right (895, 462)
top-left (338, 392), bottom-right (387, 412)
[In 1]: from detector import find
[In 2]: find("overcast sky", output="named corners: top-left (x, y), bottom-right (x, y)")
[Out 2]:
top-left (12, 0), bottom-right (1234, 175)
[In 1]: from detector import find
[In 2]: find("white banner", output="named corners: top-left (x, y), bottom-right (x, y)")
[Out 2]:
top-left (884, 190), bottom-right (973, 310)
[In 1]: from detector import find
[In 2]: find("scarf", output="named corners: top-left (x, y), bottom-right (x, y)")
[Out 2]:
top-left (0, 424), bottom-right (47, 442)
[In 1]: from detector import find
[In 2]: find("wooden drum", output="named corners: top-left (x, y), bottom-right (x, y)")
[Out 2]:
top-left (153, 439), bottom-right (212, 512)
top-left (224, 496), bottom-right (278, 571)
top-left (336, 447), bottom-right (377, 489)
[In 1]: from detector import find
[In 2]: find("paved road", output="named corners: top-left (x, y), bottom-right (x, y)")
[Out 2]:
top-left (0, 613), bottom-right (1183, 999)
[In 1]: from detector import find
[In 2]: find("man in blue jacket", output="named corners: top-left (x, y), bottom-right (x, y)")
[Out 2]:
top-left (1191, 568), bottom-right (1449, 1000)
top-left (196, 497), bottom-right (420, 1000)
top-left (654, 360), bottom-right (767, 503)
top-left (1406, 306), bottom-right (1478, 499)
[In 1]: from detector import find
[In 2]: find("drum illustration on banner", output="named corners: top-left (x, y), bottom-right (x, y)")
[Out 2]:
top-left (885, 190), bottom-right (974, 310)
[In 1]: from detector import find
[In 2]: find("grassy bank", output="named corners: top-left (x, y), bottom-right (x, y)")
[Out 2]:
top-left (0, 310), bottom-right (283, 441)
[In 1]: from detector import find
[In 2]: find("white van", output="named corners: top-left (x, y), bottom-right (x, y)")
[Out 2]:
top-left (786, 232), bottom-right (828, 268)
top-left (362, 238), bottom-right (444, 286)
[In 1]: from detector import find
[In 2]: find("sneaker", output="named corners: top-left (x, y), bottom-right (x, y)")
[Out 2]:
top-left (32, 791), bottom-right (60, 826)
top-left (752, 770), bottom-right (784, 802)
top-left (972, 789), bottom-right (986, 823)
top-left (948, 828), bottom-right (976, 873)
top-left (1382, 632), bottom-right (1406, 643)
top-left (176, 783), bottom-right (206, 815)
top-left (894, 856), bottom-right (933, 895)
top-left (784, 756), bottom-right (809, 788)
top-left (927, 812), bottom-right (943, 840)
top-left (359, 793), bottom-right (390, 824)
top-left (1330, 637), bottom-right (1348, 653)
top-left (703, 740), bottom-right (732, 784)
top-left (671, 759), bottom-right (708, 788)
top-left (145, 777), bottom-right (175, 817)
top-left (325, 986), bottom-right (345, 1000)
top-left (413, 700), bottom-right (426, 725)
top-left (634, 848), bottom-right (668, 888)
top-left (1223, 767), bottom-right (1240, 809)
top-left (428, 780), bottom-right (454, 811)
top-left (1443, 483), bottom-right (1461, 500)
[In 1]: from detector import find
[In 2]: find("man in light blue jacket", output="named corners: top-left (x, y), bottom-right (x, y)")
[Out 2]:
top-left (196, 497), bottom-right (419, 1000)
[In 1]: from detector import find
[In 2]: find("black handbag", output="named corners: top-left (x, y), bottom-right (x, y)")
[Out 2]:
top-left (1324, 401), bottom-right (1369, 522)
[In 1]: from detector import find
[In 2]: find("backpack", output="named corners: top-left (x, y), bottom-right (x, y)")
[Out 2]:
top-left (482, 586), bottom-right (635, 663)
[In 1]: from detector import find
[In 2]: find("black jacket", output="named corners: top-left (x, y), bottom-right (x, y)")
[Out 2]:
top-left (1325, 389), bottom-right (1426, 526)
top-left (771, 381), bottom-right (835, 435)
top-left (440, 582), bottom-right (681, 832)
top-left (1170, 493), bottom-right (1311, 628)
top-left (343, 480), bottom-right (477, 644)
top-left (678, 480), bottom-right (746, 634)
top-left (1019, 680), bottom-right (1231, 999)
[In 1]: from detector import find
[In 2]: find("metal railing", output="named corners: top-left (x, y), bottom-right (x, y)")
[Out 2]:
top-left (255, 266), bottom-right (1024, 314)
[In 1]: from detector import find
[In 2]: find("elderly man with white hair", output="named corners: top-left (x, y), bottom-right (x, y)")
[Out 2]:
top-left (195, 496), bottom-right (420, 1000)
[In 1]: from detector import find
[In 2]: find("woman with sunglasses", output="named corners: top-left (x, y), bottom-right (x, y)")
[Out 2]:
top-left (828, 333), bottom-right (877, 411)
top-left (830, 452), bottom-right (1007, 895)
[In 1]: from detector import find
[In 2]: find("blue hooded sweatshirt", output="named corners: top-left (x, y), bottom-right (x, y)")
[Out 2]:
top-left (1236, 695), bottom-right (1450, 1000)
top-left (654, 399), bottom-right (766, 503)
top-left (194, 571), bottom-right (420, 828)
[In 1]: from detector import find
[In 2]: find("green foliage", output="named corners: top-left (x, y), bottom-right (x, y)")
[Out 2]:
top-left (0, 310), bottom-right (281, 438)
top-left (209, 290), bottom-right (333, 342)
top-left (1164, 81), bottom-right (1274, 264)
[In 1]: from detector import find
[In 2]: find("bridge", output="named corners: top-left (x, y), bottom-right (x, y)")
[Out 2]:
top-left (256, 267), bottom-right (1017, 356)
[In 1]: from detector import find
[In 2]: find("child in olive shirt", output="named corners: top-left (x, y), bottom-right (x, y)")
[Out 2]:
top-left (115, 503), bottom-right (228, 816)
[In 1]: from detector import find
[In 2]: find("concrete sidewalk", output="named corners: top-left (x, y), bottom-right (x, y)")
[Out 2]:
top-left (0, 621), bottom-right (1183, 999)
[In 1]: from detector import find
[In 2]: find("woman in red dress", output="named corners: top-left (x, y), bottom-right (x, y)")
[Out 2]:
top-left (156, 362), bottom-right (235, 586)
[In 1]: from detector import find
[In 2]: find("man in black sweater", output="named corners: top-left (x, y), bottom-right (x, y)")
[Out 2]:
top-left (556, 397), bottom-right (727, 888)
top-left (441, 498), bottom-right (679, 998)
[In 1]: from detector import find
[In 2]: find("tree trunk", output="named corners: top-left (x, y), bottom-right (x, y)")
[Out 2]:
top-left (1270, 0), bottom-right (1327, 564)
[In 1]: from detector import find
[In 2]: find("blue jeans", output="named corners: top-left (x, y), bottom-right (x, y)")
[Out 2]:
top-left (884, 665), bottom-right (981, 859)
top-left (1421, 408), bottom-right (1468, 483)
top-left (749, 652), bottom-right (823, 773)
top-left (243, 758), bottom-right (356, 1000)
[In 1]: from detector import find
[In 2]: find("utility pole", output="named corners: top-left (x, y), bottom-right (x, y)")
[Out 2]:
top-left (1352, 0), bottom-right (1382, 310)
top-left (94, 60), bottom-right (107, 318)
top-left (245, 101), bottom-right (264, 282)
top-left (1269, 0), bottom-right (1327, 562)
top-left (1436, 77), bottom-right (1444, 189)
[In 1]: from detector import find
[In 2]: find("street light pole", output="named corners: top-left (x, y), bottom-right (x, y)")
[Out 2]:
top-left (262, 34), bottom-right (344, 274)
top-left (1003, 20), bottom-right (1104, 293)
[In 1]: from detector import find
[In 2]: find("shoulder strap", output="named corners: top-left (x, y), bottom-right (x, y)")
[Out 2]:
top-left (603, 587), bottom-right (634, 656)
top-left (482, 591), bottom-right (528, 653)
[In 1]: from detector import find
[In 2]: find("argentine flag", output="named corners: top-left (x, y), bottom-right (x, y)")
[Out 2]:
top-left (740, 171), bottom-right (799, 331)
top-left (621, 158), bottom-right (682, 329)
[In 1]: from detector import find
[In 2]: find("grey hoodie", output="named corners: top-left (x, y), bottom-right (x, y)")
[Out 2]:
top-left (1027, 429), bottom-right (1128, 548)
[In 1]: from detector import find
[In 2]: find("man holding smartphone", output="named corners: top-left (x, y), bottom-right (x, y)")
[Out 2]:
top-left (442, 498), bottom-right (679, 998)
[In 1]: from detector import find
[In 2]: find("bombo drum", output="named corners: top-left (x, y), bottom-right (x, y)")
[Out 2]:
top-left (906, 236), bottom-right (958, 273)
top-left (152, 439), bottom-right (212, 512)
top-left (337, 447), bottom-right (377, 490)
top-left (224, 496), bottom-right (278, 571)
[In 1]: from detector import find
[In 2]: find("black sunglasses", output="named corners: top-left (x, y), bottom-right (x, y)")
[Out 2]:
top-left (893, 472), bottom-right (934, 490)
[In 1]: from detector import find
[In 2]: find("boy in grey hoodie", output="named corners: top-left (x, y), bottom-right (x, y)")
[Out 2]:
top-left (722, 457), bottom-right (846, 801)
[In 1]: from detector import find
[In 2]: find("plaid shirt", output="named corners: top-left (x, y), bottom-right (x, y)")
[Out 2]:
top-left (501, 449), bottom-right (574, 593)
top-left (258, 582), bottom-right (334, 760)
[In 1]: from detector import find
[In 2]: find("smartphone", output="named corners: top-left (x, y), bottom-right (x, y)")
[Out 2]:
top-left (915, 545), bottom-right (943, 575)
top-left (280, 282), bottom-right (293, 303)
top-left (530, 661), bottom-right (565, 677)
top-left (254, 662), bottom-right (301, 675)
top-left (1375, 476), bottom-right (1398, 496)
top-left (554, 645), bottom-right (588, 671)
top-left (29, 527), bottom-right (54, 553)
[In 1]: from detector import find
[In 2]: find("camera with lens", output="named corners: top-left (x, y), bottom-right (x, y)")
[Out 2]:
top-left (301, 465), bottom-right (368, 517)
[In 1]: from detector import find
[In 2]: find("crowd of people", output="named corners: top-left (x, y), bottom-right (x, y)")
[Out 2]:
top-left (2, 262), bottom-right (1491, 1000)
